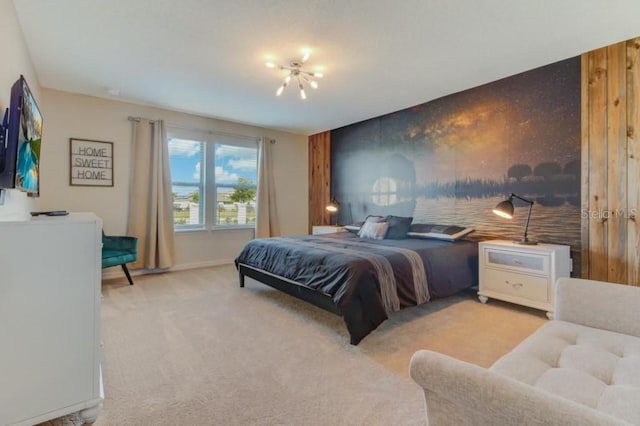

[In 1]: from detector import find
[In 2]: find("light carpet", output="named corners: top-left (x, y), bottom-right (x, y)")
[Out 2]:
top-left (41, 264), bottom-right (545, 425)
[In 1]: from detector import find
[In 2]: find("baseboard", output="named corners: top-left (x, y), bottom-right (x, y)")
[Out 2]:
top-left (101, 259), bottom-right (235, 281)
top-left (170, 259), bottom-right (235, 271)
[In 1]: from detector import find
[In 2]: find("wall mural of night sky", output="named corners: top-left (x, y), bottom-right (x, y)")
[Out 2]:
top-left (331, 56), bottom-right (581, 271)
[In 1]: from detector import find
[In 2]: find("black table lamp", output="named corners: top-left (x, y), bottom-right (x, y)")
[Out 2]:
top-left (492, 193), bottom-right (537, 245)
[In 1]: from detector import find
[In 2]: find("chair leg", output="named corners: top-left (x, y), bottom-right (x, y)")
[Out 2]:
top-left (121, 264), bottom-right (134, 285)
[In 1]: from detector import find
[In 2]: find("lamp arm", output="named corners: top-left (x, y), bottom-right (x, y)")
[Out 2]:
top-left (509, 193), bottom-right (534, 243)
top-left (510, 193), bottom-right (534, 205)
top-left (523, 201), bottom-right (533, 242)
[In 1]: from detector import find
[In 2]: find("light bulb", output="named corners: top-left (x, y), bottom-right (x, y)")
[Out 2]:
top-left (266, 62), bottom-right (275, 68)
top-left (301, 49), bottom-right (311, 63)
top-left (492, 209), bottom-right (512, 219)
top-left (284, 75), bottom-right (291, 84)
top-left (311, 72), bottom-right (323, 78)
top-left (300, 89), bottom-right (306, 100)
top-left (276, 85), bottom-right (284, 96)
top-left (310, 81), bottom-right (318, 89)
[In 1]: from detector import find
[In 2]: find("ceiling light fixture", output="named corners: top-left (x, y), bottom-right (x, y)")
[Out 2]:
top-left (266, 49), bottom-right (323, 100)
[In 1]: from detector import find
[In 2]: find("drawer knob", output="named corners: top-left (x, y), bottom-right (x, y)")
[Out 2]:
top-left (505, 280), bottom-right (523, 288)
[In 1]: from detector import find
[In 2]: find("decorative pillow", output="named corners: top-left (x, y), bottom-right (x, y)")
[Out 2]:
top-left (358, 221), bottom-right (389, 240)
top-left (344, 222), bottom-right (363, 233)
top-left (363, 215), bottom-right (386, 223)
top-left (407, 224), bottom-right (475, 241)
top-left (384, 215), bottom-right (413, 239)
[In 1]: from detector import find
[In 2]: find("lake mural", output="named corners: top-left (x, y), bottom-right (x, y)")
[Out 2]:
top-left (331, 56), bottom-right (581, 274)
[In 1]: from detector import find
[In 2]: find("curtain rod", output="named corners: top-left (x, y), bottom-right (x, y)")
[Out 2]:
top-left (128, 116), bottom-right (155, 123)
top-left (127, 116), bottom-right (264, 142)
top-left (167, 123), bottom-right (260, 142)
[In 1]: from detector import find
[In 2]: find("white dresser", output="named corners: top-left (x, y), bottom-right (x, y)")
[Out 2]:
top-left (0, 212), bottom-right (104, 425)
top-left (478, 240), bottom-right (571, 318)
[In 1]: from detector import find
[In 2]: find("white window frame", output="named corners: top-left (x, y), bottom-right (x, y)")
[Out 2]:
top-left (168, 127), bottom-right (258, 232)
top-left (168, 135), bottom-right (206, 231)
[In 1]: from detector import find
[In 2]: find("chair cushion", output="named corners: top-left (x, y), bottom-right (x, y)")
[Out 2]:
top-left (491, 320), bottom-right (640, 425)
top-left (102, 250), bottom-right (137, 268)
top-left (102, 235), bottom-right (137, 251)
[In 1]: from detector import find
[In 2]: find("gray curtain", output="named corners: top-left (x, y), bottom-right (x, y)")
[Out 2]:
top-left (127, 119), bottom-right (175, 269)
top-left (256, 136), bottom-right (280, 238)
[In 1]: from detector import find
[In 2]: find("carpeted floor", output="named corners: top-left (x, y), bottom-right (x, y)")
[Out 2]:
top-left (41, 264), bottom-right (546, 425)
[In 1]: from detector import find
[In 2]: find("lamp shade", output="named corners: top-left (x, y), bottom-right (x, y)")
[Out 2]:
top-left (492, 199), bottom-right (514, 219)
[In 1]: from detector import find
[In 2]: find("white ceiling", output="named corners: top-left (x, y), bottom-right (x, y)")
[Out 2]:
top-left (12, 0), bottom-right (640, 135)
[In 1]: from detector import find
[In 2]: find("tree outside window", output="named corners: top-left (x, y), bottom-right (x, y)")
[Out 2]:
top-left (168, 133), bottom-right (257, 230)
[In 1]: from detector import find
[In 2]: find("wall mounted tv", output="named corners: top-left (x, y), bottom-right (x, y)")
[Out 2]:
top-left (0, 75), bottom-right (43, 196)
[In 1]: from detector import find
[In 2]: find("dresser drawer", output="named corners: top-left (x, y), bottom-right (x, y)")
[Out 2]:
top-left (483, 268), bottom-right (549, 303)
top-left (484, 248), bottom-right (549, 275)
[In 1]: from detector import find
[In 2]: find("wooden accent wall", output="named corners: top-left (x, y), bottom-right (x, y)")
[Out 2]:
top-left (308, 131), bottom-right (332, 232)
top-left (582, 38), bottom-right (640, 286)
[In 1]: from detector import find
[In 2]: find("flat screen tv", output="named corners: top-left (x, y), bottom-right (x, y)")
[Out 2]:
top-left (0, 75), bottom-right (43, 195)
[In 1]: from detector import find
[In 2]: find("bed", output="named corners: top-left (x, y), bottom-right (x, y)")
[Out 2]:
top-left (235, 231), bottom-right (478, 344)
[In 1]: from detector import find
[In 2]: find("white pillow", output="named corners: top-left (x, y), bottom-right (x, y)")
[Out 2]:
top-left (407, 224), bottom-right (474, 241)
top-left (358, 221), bottom-right (389, 240)
top-left (344, 224), bottom-right (362, 233)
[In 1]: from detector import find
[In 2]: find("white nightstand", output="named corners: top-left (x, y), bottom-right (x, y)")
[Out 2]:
top-left (312, 225), bottom-right (346, 235)
top-left (478, 240), bottom-right (571, 319)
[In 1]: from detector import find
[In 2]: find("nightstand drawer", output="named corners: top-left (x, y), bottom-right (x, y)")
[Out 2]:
top-left (312, 226), bottom-right (346, 235)
top-left (483, 268), bottom-right (549, 303)
top-left (485, 249), bottom-right (549, 275)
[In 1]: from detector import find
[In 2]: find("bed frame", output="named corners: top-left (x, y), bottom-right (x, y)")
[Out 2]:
top-left (238, 263), bottom-right (342, 315)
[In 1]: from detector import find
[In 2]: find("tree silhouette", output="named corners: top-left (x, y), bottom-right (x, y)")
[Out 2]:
top-left (534, 162), bottom-right (562, 179)
top-left (507, 164), bottom-right (532, 181)
top-left (229, 177), bottom-right (256, 204)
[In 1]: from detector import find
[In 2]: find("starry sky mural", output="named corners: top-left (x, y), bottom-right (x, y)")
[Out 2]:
top-left (331, 56), bottom-right (581, 272)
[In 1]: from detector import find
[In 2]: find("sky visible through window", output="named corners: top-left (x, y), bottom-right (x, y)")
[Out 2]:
top-left (168, 138), bottom-right (257, 197)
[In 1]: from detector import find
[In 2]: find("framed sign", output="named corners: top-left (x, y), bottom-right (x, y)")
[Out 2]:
top-left (70, 138), bottom-right (114, 186)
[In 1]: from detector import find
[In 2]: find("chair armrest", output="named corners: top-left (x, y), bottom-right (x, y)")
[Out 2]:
top-left (554, 278), bottom-right (640, 337)
top-left (409, 350), bottom-right (626, 426)
top-left (102, 236), bottom-right (138, 252)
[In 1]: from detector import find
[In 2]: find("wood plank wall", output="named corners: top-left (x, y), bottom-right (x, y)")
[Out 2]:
top-left (582, 38), bottom-right (640, 286)
top-left (628, 40), bottom-right (640, 286)
top-left (308, 131), bottom-right (332, 233)
top-left (308, 37), bottom-right (640, 285)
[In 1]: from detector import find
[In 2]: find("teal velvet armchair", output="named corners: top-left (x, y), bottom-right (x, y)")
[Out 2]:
top-left (102, 233), bottom-right (138, 285)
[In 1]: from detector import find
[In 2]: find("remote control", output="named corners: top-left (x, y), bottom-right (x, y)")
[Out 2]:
top-left (30, 210), bottom-right (69, 216)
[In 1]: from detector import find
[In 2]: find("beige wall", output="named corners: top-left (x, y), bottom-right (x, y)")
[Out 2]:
top-left (38, 89), bottom-right (308, 269)
top-left (0, 0), bottom-right (40, 218)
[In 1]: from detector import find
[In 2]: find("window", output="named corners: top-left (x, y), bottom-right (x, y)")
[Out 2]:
top-left (168, 138), bottom-right (205, 229)
top-left (168, 130), bottom-right (258, 230)
top-left (214, 144), bottom-right (258, 226)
